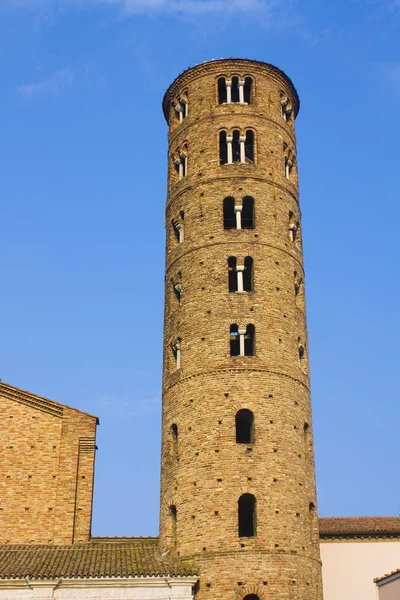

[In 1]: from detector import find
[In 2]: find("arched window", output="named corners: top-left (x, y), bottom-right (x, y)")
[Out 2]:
top-left (244, 77), bottom-right (253, 104)
top-left (245, 130), bottom-right (254, 162)
top-left (232, 129), bottom-right (241, 163)
top-left (174, 150), bottom-right (187, 180)
top-left (171, 423), bottom-right (178, 460)
top-left (228, 257), bottom-right (237, 292)
top-left (289, 212), bottom-right (299, 243)
top-left (244, 324), bottom-right (255, 356)
top-left (230, 324), bottom-right (255, 356)
top-left (223, 197), bottom-right (236, 229)
top-left (230, 324), bottom-right (240, 356)
top-left (236, 409), bottom-right (254, 444)
top-left (171, 340), bottom-right (181, 370)
top-left (218, 77), bottom-right (227, 104)
top-left (243, 257), bottom-right (253, 292)
top-left (238, 493), bottom-right (256, 537)
top-left (242, 197), bottom-right (254, 229)
top-left (231, 76), bottom-right (240, 103)
top-left (285, 155), bottom-right (293, 179)
top-left (175, 97), bottom-right (188, 123)
top-left (243, 596), bottom-right (259, 600)
top-left (298, 341), bottom-right (305, 361)
top-left (220, 131), bottom-right (228, 165)
top-left (170, 504), bottom-right (177, 545)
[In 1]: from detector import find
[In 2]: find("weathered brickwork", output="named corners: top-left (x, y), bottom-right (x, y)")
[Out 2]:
top-left (0, 382), bottom-right (98, 545)
top-left (160, 59), bottom-right (323, 600)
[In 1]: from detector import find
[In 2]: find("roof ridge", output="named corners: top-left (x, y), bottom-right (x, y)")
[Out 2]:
top-left (0, 381), bottom-right (99, 422)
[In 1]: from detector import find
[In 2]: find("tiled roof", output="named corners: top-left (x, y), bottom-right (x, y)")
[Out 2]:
top-left (374, 568), bottom-right (400, 583)
top-left (0, 538), bottom-right (198, 580)
top-left (0, 381), bottom-right (98, 422)
top-left (319, 517), bottom-right (400, 538)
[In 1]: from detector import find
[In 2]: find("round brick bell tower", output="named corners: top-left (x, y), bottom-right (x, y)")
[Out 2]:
top-left (159, 59), bottom-right (323, 600)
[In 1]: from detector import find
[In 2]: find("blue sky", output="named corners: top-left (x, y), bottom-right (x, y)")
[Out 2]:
top-left (1, 0), bottom-right (399, 536)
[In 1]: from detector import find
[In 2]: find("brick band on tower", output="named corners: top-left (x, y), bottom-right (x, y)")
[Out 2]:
top-left (160, 58), bottom-right (323, 600)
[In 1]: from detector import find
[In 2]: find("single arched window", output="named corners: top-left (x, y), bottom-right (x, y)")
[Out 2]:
top-left (244, 77), bottom-right (253, 104)
top-left (171, 424), bottom-right (178, 460)
top-left (220, 131), bottom-right (228, 165)
top-left (245, 130), bottom-right (254, 162)
top-left (223, 197), bottom-right (236, 229)
top-left (242, 196), bottom-right (254, 229)
top-left (243, 257), bottom-right (253, 292)
top-left (244, 324), bottom-right (255, 356)
top-left (231, 76), bottom-right (240, 103)
top-left (243, 596), bottom-right (260, 600)
top-left (218, 77), bottom-right (227, 104)
top-left (170, 504), bottom-right (177, 545)
top-left (228, 257), bottom-right (237, 292)
top-left (236, 409), bottom-right (254, 444)
top-left (238, 493), bottom-right (256, 537)
top-left (230, 324), bottom-right (240, 356)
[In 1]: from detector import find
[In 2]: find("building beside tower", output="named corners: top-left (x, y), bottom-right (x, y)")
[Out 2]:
top-left (0, 58), bottom-right (400, 600)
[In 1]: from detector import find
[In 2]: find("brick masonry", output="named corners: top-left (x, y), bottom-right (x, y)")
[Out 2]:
top-left (0, 383), bottom-right (98, 545)
top-left (159, 59), bottom-right (324, 600)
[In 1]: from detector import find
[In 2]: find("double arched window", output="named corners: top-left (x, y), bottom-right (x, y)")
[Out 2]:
top-left (228, 257), bottom-right (253, 292)
top-left (230, 324), bottom-right (255, 357)
top-left (223, 197), bottom-right (254, 230)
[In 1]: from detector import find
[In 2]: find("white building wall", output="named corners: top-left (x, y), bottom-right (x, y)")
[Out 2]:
top-left (0, 579), bottom-right (197, 600)
top-left (321, 540), bottom-right (400, 600)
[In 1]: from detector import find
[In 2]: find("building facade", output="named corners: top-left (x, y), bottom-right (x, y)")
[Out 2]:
top-left (159, 58), bottom-right (323, 600)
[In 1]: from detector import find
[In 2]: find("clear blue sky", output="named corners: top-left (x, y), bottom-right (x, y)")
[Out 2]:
top-left (1, 0), bottom-right (399, 537)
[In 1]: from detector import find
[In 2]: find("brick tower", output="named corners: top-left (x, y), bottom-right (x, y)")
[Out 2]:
top-left (160, 59), bottom-right (323, 600)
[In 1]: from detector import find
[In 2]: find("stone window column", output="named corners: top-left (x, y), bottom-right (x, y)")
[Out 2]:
top-left (226, 79), bottom-right (232, 104)
top-left (238, 328), bottom-right (247, 357)
top-left (236, 264), bottom-right (245, 293)
top-left (181, 97), bottom-right (188, 118)
top-left (172, 342), bottom-right (181, 370)
top-left (289, 220), bottom-right (297, 242)
top-left (240, 135), bottom-right (246, 163)
top-left (175, 103), bottom-right (184, 123)
top-left (239, 79), bottom-right (245, 103)
top-left (285, 156), bottom-right (292, 179)
top-left (174, 157), bottom-right (183, 180)
top-left (176, 222), bottom-right (184, 243)
top-left (180, 152), bottom-right (187, 177)
top-left (234, 204), bottom-right (243, 230)
top-left (226, 136), bottom-right (233, 164)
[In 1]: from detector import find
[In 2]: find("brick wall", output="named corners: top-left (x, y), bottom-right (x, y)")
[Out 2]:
top-left (159, 59), bottom-right (323, 600)
top-left (0, 383), bottom-right (98, 544)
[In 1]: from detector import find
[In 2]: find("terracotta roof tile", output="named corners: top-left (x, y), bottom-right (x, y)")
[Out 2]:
top-left (374, 568), bottom-right (400, 583)
top-left (0, 539), bottom-right (198, 579)
top-left (319, 517), bottom-right (400, 538)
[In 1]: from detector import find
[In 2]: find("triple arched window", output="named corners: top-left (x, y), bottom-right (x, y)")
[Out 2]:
top-left (220, 130), bottom-right (255, 165)
top-left (218, 76), bottom-right (253, 104)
